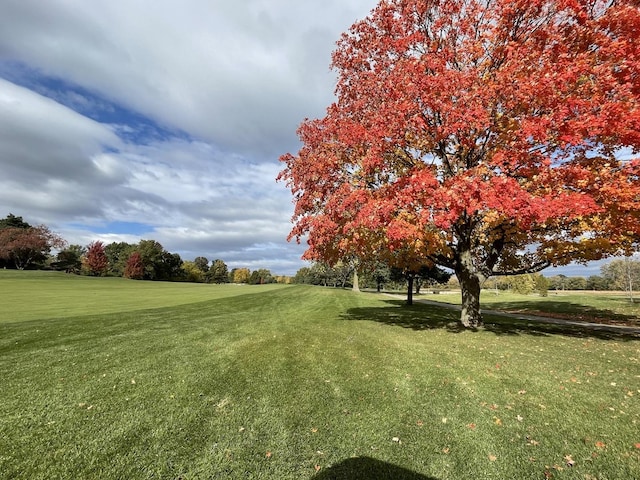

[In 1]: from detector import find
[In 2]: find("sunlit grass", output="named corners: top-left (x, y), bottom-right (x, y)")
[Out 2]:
top-left (1, 275), bottom-right (638, 479)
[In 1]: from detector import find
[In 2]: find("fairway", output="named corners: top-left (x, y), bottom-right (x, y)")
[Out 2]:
top-left (1, 274), bottom-right (639, 479)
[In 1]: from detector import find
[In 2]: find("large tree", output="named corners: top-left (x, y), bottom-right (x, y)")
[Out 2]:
top-left (279, 0), bottom-right (640, 327)
top-left (0, 225), bottom-right (65, 269)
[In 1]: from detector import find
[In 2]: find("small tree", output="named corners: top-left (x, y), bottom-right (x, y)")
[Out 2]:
top-left (602, 257), bottom-right (640, 302)
top-left (83, 241), bottom-right (109, 276)
top-left (124, 252), bottom-right (144, 280)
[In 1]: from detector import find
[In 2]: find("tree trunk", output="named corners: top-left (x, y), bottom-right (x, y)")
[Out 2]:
top-left (352, 270), bottom-right (360, 292)
top-left (406, 275), bottom-right (414, 305)
top-left (456, 251), bottom-right (483, 328)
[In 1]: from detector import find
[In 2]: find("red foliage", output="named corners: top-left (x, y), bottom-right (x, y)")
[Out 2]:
top-left (0, 225), bottom-right (66, 269)
top-left (279, 0), bottom-right (640, 327)
top-left (124, 251), bottom-right (144, 280)
top-left (83, 241), bottom-right (109, 276)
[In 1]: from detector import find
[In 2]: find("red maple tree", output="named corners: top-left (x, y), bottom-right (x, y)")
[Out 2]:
top-left (279, 0), bottom-right (640, 327)
top-left (0, 225), bottom-right (66, 270)
top-left (124, 251), bottom-right (144, 280)
top-left (83, 241), bottom-right (109, 276)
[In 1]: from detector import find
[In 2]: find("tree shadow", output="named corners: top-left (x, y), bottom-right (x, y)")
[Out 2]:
top-left (342, 300), bottom-right (639, 341)
top-left (484, 298), bottom-right (638, 328)
top-left (311, 456), bottom-right (437, 480)
top-left (343, 299), bottom-right (465, 333)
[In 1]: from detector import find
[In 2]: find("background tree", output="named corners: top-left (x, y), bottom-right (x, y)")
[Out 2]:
top-left (104, 242), bottom-right (135, 276)
top-left (587, 275), bottom-right (610, 291)
top-left (52, 244), bottom-right (85, 273)
top-left (390, 264), bottom-right (451, 305)
top-left (0, 213), bottom-right (31, 230)
top-left (182, 261), bottom-right (205, 283)
top-left (231, 267), bottom-right (251, 284)
top-left (0, 225), bottom-right (65, 269)
top-left (83, 241), bottom-right (109, 276)
top-left (207, 259), bottom-right (229, 284)
top-left (602, 257), bottom-right (640, 302)
top-left (279, 0), bottom-right (640, 328)
top-left (124, 252), bottom-right (144, 280)
top-left (248, 269), bottom-right (275, 285)
top-left (194, 256), bottom-right (209, 273)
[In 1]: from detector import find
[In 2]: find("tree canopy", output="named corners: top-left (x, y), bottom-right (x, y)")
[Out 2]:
top-left (279, 0), bottom-right (640, 327)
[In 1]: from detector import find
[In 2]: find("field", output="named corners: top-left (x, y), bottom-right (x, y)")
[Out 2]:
top-left (1, 271), bottom-right (639, 479)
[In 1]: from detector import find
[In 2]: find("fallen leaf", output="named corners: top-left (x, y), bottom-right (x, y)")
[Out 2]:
top-left (494, 417), bottom-right (502, 426)
top-left (488, 454), bottom-right (497, 461)
top-left (265, 451), bottom-right (272, 459)
top-left (595, 441), bottom-right (606, 449)
top-left (442, 447), bottom-right (450, 454)
top-left (467, 423), bottom-right (476, 430)
top-left (518, 389), bottom-right (527, 395)
top-left (564, 454), bottom-right (575, 467)
top-left (314, 465), bottom-right (321, 472)
top-left (516, 415), bottom-right (524, 422)
top-left (392, 437), bottom-right (401, 443)
top-left (311, 428), bottom-right (318, 433)
top-left (441, 417), bottom-right (448, 424)
top-left (635, 443), bottom-right (640, 449)
top-left (416, 420), bottom-right (424, 427)
top-left (131, 378), bottom-right (136, 385)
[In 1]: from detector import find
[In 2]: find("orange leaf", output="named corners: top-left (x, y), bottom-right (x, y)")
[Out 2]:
top-left (265, 451), bottom-right (272, 459)
top-left (488, 454), bottom-right (497, 462)
top-left (467, 423), bottom-right (476, 429)
top-left (595, 441), bottom-right (606, 449)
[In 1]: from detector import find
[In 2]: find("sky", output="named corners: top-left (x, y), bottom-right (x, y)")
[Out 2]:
top-left (0, 1), bottom-right (617, 278)
top-left (0, 0), bottom-right (378, 275)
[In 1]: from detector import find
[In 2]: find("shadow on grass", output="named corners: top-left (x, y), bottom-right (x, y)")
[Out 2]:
top-left (311, 456), bottom-right (437, 480)
top-left (342, 300), bottom-right (639, 341)
top-left (484, 298), bottom-right (638, 327)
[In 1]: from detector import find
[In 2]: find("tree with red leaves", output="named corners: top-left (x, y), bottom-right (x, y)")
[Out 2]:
top-left (0, 225), bottom-right (66, 270)
top-left (83, 241), bottom-right (109, 276)
top-left (280, 0), bottom-right (640, 327)
top-left (124, 251), bottom-right (144, 280)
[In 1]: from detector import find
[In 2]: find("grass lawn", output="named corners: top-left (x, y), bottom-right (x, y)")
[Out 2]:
top-left (1, 273), bottom-right (639, 479)
top-left (418, 289), bottom-right (640, 327)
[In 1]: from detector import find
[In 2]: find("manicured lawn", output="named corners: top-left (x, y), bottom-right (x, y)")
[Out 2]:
top-left (1, 274), bottom-right (638, 479)
top-left (421, 289), bottom-right (640, 327)
top-left (0, 270), bottom-right (283, 323)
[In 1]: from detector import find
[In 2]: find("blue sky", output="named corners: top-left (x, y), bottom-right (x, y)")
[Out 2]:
top-left (0, 0), bottom-right (376, 275)
top-left (0, 0), bottom-right (619, 277)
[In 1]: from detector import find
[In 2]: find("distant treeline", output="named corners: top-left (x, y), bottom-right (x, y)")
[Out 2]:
top-left (0, 214), bottom-right (291, 284)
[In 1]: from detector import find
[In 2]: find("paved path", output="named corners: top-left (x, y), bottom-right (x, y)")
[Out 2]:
top-left (384, 294), bottom-right (640, 335)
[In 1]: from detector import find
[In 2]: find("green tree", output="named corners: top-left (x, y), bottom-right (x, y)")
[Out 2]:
top-left (586, 275), bottom-right (610, 291)
top-left (194, 256), bottom-right (209, 273)
top-left (0, 213), bottom-right (31, 230)
top-left (104, 242), bottom-right (135, 276)
top-left (208, 259), bottom-right (229, 284)
top-left (52, 245), bottom-right (85, 273)
top-left (602, 257), bottom-right (640, 302)
top-left (248, 269), bottom-right (275, 285)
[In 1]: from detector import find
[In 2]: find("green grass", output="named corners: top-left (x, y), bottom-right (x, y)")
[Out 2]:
top-left (1, 274), bottom-right (639, 479)
top-left (0, 270), bottom-right (283, 323)
top-left (420, 289), bottom-right (640, 327)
